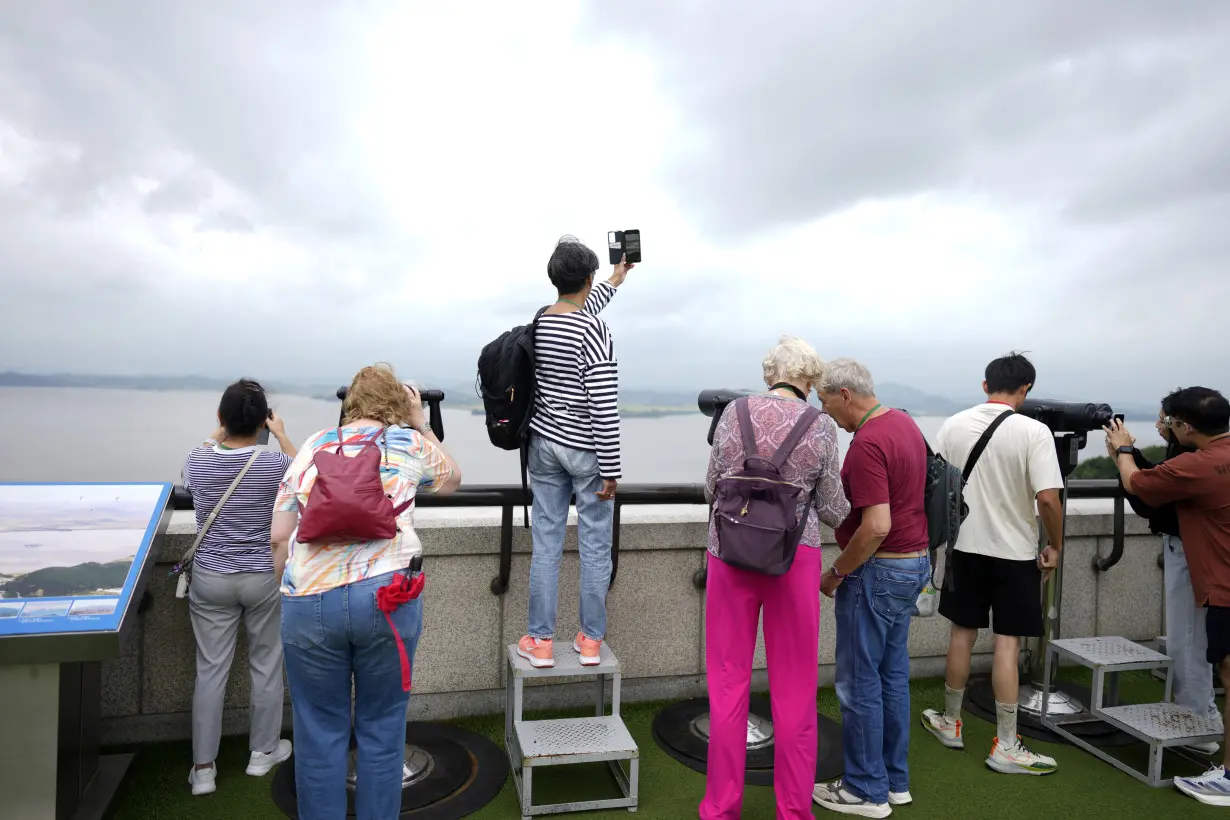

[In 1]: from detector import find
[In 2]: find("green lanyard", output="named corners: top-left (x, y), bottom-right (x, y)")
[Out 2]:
top-left (856, 404), bottom-right (883, 431)
top-left (556, 298), bottom-right (583, 309)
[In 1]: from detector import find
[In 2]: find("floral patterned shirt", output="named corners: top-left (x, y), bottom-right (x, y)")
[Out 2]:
top-left (705, 394), bottom-right (849, 556)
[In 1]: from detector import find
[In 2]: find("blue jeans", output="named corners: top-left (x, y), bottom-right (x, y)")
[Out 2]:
top-left (281, 571), bottom-right (424, 820)
top-left (834, 555), bottom-right (930, 804)
top-left (527, 435), bottom-right (614, 640)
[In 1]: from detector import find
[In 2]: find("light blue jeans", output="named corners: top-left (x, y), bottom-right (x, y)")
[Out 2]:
top-left (281, 571), bottom-right (424, 820)
top-left (1164, 534), bottom-right (1219, 718)
top-left (527, 435), bottom-right (614, 641)
top-left (834, 555), bottom-right (930, 805)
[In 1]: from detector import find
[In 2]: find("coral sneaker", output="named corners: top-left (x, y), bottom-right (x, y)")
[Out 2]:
top-left (986, 735), bottom-right (1058, 775)
top-left (920, 709), bottom-right (964, 749)
top-left (573, 633), bottom-right (602, 666)
top-left (517, 636), bottom-right (555, 668)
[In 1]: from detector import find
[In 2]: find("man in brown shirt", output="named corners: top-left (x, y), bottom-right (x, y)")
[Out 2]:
top-left (1106, 385), bottom-right (1230, 806)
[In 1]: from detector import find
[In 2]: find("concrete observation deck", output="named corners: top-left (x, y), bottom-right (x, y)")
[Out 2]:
top-left (98, 503), bottom-right (1164, 747)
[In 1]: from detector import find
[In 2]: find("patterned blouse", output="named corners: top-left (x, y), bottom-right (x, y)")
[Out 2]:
top-left (705, 393), bottom-right (849, 556)
top-left (275, 425), bottom-right (453, 597)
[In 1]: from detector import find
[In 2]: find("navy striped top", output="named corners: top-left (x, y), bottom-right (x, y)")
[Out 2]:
top-left (181, 445), bottom-right (292, 574)
top-left (529, 281), bottom-right (622, 479)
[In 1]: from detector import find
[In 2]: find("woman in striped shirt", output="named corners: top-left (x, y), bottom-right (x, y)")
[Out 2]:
top-left (181, 379), bottom-right (299, 796)
top-left (517, 236), bottom-right (634, 669)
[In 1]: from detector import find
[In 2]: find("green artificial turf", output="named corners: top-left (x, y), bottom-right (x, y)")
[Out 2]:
top-left (103, 670), bottom-right (1224, 819)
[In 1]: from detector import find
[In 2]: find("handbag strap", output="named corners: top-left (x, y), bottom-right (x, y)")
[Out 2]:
top-left (177, 449), bottom-right (262, 571)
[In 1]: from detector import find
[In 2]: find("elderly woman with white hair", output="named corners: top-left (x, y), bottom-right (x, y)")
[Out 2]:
top-left (699, 335), bottom-right (850, 820)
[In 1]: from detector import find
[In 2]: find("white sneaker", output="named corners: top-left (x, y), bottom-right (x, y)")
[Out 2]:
top-left (985, 736), bottom-right (1058, 775)
top-left (812, 779), bottom-right (892, 818)
top-left (1175, 765), bottom-right (1230, 806)
top-left (1180, 740), bottom-right (1221, 756)
top-left (246, 739), bottom-right (293, 776)
top-left (920, 709), bottom-right (964, 749)
top-left (888, 791), bottom-right (912, 805)
top-left (188, 764), bottom-right (216, 796)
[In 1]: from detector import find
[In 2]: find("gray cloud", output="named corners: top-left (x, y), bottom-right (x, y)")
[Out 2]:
top-left (578, 1), bottom-right (1230, 236)
top-left (0, 1), bottom-right (396, 236)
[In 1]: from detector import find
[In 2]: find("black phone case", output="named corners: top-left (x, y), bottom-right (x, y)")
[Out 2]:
top-left (608, 231), bottom-right (624, 265)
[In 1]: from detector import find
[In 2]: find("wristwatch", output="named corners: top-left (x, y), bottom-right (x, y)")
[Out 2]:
top-left (1117, 446), bottom-right (1135, 456)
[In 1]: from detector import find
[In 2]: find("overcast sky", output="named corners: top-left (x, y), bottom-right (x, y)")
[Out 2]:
top-left (2, 1), bottom-right (1228, 404)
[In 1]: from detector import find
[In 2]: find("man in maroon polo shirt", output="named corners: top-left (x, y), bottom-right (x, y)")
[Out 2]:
top-left (812, 358), bottom-right (930, 818)
top-left (1107, 386), bottom-right (1230, 808)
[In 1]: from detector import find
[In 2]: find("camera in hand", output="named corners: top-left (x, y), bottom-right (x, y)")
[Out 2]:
top-left (608, 230), bottom-right (642, 265)
top-left (335, 385), bottom-right (447, 441)
top-left (256, 407), bottom-right (273, 446)
top-left (1018, 399), bottom-right (1116, 434)
top-left (698, 388), bottom-right (756, 445)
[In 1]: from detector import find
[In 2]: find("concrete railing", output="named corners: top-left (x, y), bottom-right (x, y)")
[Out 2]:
top-left (99, 508), bottom-right (1165, 745)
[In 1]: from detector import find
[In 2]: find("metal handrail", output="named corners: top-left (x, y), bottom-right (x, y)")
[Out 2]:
top-left (168, 478), bottom-right (1131, 594)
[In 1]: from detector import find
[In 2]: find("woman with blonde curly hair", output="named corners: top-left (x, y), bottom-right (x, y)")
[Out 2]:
top-left (271, 363), bottom-right (461, 820)
top-left (700, 336), bottom-right (850, 820)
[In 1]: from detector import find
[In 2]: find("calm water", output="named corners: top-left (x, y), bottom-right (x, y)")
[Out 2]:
top-left (0, 387), bottom-right (1164, 489)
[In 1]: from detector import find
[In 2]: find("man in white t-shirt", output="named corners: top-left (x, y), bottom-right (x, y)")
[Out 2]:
top-left (919, 353), bottom-right (1066, 776)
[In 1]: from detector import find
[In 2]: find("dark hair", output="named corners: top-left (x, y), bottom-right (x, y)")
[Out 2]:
top-left (1162, 386), bottom-right (1230, 437)
top-left (547, 235), bottom-right (599, 295)
top-left (985, 351), bottom-right (1037, 395)
top-left (218, 378), bottom-right (270, 437)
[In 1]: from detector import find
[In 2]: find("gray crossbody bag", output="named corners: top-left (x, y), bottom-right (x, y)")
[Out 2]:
top-left (174, 450), bottom-right (261, 599)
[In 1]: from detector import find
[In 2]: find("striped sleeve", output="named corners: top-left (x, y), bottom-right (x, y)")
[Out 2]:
top-left (582, 318), bottom-right (621, 479)
top-left (583, 281), bottom-right (616, 314)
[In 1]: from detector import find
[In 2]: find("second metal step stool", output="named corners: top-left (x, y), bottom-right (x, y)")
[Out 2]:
top-left (1040, 635), bottom-right (1222, 786)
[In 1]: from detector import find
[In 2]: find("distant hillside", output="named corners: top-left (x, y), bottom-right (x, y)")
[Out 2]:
top-left (0, 560), bottom-right (132, 598)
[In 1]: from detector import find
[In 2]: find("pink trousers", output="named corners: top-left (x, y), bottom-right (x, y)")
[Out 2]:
top-left (699, 547), bottom-right (822, 820)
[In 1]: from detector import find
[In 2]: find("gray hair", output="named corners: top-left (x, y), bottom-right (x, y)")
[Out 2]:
top-left (818, 358), bottom-right (876, 397)
top-left (761, 335), bottom-right (825, 386)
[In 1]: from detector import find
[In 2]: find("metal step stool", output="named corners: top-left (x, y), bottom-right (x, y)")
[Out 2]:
top-left (1151, 636), bottom-right (1225, 695)
top-left (1040, 636), bottom-right (1222, 786)
top-left (505, 643), bottom-right (639, 819)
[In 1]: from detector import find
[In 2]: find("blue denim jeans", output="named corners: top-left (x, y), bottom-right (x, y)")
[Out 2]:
top-left (282, 571), bottom-right (424, 820)
top-left (527, 435), bottom-right (614, 640)
top-left (834, 555), bottom-right (930, 804)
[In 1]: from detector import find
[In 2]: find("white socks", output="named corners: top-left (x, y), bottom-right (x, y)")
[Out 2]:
top-left (944, 684), bottom-right (964, 721)
top-left (995, 700), bottom-right (1018, 745)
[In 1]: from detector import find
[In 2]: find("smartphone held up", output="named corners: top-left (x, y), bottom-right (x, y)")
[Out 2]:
top-left (256, 408), bottom-right (273, 446)
top-left (608, 230), bottom-right (641, 265)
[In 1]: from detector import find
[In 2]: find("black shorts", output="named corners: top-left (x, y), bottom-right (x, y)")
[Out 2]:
top-left (1206, 606), bottom-right (1230, 666)
top-left (938, 551), bottom-right (1043, 638)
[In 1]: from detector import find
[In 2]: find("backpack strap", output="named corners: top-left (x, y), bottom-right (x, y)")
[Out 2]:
top-left (519, 437), bottom-right (531, 529)
top-left (734, 397), bottom-right (761, 466)
top-left (770, 406), bottom-right (822, 469)
top-left (962, 409), bottom-right (1014, 482)
top-left (519, 305), bottom-right (550, 529)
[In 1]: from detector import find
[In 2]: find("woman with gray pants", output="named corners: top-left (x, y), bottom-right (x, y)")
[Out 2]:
top-left (180, 379), bottom-right (300, 795)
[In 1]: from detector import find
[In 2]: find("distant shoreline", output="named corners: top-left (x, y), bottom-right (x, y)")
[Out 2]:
top-left (0, 372), bottom-right (1163, 420)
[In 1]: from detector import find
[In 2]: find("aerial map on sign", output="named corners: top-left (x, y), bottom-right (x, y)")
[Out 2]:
top-left (0, 483), bottom-right (170, 634)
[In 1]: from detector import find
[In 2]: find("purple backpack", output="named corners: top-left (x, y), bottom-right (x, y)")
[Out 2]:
top-left (712, 397), bottom-right (821, 576)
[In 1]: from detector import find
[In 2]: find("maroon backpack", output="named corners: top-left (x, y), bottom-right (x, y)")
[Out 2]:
top-left (712, 398), bottom-right (821, 576)
top-left (296, 428), bottom-right (412, 544)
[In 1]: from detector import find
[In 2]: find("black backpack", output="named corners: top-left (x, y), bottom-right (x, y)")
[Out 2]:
top-left (923, 409), bottom-right (1014, 590)
top-left (476, 306), bottom-right (548, 526)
